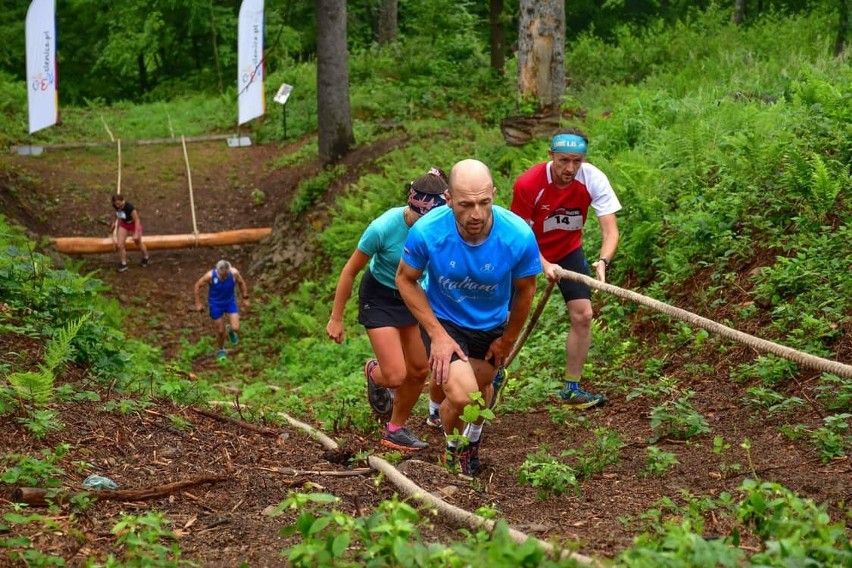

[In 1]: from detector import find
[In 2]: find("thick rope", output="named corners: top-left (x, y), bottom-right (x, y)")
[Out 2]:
top-left (181, 135), bottom-right (200, 243)
top-left (555, 267), bottom-right (852, 379)
top-left (506, 281), bottom-right (555, 368)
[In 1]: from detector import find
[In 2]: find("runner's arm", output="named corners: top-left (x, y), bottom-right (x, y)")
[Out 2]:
top-left (232, 269), bottom-right (250, 304)
top-left (327, 249), bottom-right (370, 344)
top-left (193, 273), bottom-right (211, 311)
top-left (396, 259), bottom-right (465, 385)
top-left (591, 213), bottom-right (619, 282)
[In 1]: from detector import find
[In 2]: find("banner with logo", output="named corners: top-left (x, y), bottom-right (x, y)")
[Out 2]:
top-left (237, 0), bottom-right (265, 125)
top-left (26, 0), bottom-right (58, 134)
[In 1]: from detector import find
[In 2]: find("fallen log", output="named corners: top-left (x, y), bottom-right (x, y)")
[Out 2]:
top-left (50, 228), bottom-right (272, 254)
top-left (12, 474), bottom-right (228, 507)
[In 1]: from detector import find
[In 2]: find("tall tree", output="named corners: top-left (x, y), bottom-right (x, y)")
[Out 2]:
top-left (377, 0), bottom-right (397, 45)
top-left (489, 0), bottom-right (505, 75)
top-left (316, 0), bottom-right (354, 164)
top-left (732, 0), bottom-right (746, 25)
top-left (835, 0), bottom-right (849, 55)
top-left (517, 0), bottom-right (565, 114)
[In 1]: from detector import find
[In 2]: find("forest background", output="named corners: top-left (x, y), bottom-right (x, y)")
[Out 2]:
top-left (0, 0), bottom-right (850, 566)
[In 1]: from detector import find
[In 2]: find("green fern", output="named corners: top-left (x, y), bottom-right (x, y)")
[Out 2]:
top-left (7, 313), bottom-right (90, 408)
top-left (808, 153), bottom-right (844, 221)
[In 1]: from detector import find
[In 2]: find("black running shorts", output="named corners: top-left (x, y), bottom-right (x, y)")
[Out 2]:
top-left (420, 318), bottom-right (506, 364)
top-left (555, 247), bottom-right (592, 302)
top-left (357, 268), bottom-right (418, 329)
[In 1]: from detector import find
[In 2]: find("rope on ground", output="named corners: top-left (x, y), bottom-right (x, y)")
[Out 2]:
top-left (181, 135), bottom-right (200, 242)
top-left (555, 267), bottom-right (852, 380)
top-left (369, 455), bottom-right (598, 566)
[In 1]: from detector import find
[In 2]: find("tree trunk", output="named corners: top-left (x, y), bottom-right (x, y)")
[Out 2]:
top-left (516, 0), bottom-right (565, 114)
top-left (137, 52), bottom-right (149, 92)
top-left (732, 0), bottom-right (746, 25)
top-left (489, 0), bottom-right (505, 76)
top-left (209, 0), bottom-right (224, 93)
top-left (835, 0), bottom-right (849, 56)
top-left (377, 0), bottom-right (397, 45)
top-left (317, 0), bottom-right (355, 164)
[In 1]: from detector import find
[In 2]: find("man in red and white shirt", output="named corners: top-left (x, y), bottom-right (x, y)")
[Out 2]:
top-left (510, 127), bottom-right (621, 408)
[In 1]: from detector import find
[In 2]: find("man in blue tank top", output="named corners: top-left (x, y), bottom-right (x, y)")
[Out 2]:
top-left (194, 260), bottom-right (250, 359)
top-left (397, 159), bottom-right (542, 476)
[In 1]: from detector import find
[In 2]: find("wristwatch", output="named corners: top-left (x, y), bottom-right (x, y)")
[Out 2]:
top-left (599, 258), bottom-right (610, 268)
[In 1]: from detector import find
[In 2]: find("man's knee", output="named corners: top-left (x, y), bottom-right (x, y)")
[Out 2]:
top-left (568, 302), bottom-right (593, 329)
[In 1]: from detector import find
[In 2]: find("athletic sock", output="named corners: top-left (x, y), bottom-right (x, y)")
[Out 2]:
top-left (429, 400), bottom-right (441, 414)
top-left (386, 422), bottom-right (402, 433)
top-left (463, 423), bottom-right (483, 443)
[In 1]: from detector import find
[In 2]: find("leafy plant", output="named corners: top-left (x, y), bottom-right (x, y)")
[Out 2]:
top-left (1, 445), bottom-right (69, 487)
top-left (641, 446), bottom-right (679, 478)
top-left (518, 450), bottom-right (580, 498)
top-left (561, 427), bottom-right (623, 478)
top-left (7, 313), bottom-right (90, 408)
top-left (649, 392), bottom-right (710, 441)
top-left (712, 436), bottom-right (742, 479)
top-left (102, 511), bottom-right (190, 567)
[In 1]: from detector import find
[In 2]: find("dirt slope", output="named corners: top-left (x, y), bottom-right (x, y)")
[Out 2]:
top-left (1, 140), bottom-right (849, 565)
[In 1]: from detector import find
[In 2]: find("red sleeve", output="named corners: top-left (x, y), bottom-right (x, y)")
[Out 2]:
top-left (510, 173), bottom-right (534, 221)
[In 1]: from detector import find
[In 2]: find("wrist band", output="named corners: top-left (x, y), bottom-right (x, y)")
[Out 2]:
top-left (599, 258), bottom-right (610, 268)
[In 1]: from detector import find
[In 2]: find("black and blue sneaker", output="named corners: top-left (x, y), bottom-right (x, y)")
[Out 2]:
top-left (458, 439), bottom-right (481, 476)
top-left (489, 367), bottom-right (508, 410)
top-left (558, 385), bottom-right (606, 409)
top-left (364, 359), bottom-right (393, 419)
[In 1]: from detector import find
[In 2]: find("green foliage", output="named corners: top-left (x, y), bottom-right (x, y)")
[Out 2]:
top-left (8, 313), bottom-right (89, 408)
top-left (289, 165), bottom-right (346, 214)
top-left (641, 446), bottom-right (679, 478)
top-left (98, 511), bottom-right (190, 568)
top-left (273, 491), bottom-right (572, 567)
top-left (809, 414), bottom-right (851, 463)
top-left (561, 427), bottom-right (623, 478)
top-left (518, 450), bottom-right (580, 499)
top-left (1, 445), bottom-right (69, 488)
top-left (649, 392), bottom-right (710, 441)
top-left (737, 479), bottom-right (851, 565)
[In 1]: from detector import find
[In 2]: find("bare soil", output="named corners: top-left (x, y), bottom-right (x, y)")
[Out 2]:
top-left (1, 139), bottom-right (849, 566)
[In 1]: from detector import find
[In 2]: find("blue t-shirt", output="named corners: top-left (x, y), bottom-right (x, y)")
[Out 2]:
top-left (208, 269), bottom-right (235, 307)
top-left (357, 207), bottom-right (410, 289)
top-left (402, 205), bottom-right (541, 330)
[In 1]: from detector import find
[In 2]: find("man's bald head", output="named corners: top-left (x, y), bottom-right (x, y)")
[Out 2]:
top-left (446, 159), bottom-right (496, 244)
top-left (448, 159), bottom-right (493, 195)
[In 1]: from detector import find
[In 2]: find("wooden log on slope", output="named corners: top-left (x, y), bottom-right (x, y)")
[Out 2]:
top-left (50, 228), bottom-right (272, 254)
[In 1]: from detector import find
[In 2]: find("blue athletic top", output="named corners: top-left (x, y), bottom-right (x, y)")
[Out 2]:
top-left (402, 205), bottom-right (541, 330)
top-left (357, 207), bottom-right (411, 289)
top-left (208, 269), bottom-right (236, 306)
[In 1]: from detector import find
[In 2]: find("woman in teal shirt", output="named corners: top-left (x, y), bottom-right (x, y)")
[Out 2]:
top-left (326, 167), bottom-right (447, 452)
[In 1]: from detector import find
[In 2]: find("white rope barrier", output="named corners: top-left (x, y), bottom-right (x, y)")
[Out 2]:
top-left (555, 267), bottom-right (852, 379)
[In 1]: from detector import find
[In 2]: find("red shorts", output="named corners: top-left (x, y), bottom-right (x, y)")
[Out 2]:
top-left (118, 221), bottom-right (141, 233)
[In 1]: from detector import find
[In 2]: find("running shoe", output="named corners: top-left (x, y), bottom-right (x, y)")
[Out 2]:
top-left (425, 409), bottom-right (442, 429)
top-left (559, 386), bottom-right (606, 409)
top-left (140, 257), bottom-right (150, 267)
top-left (458, 439), bottom-right (481, 476)
top-left (117, 263), bottom-right (129, 273)
top-left (381, 427), bottom-right (428, 452)
top-left (364, 359), bottom-right (392, 419)
top-left (216, 349), bottom-right (227, 360)
top-left (228, 329), bottom-right (239, 345)
top-left (489, 366), bottom-right (508, 410)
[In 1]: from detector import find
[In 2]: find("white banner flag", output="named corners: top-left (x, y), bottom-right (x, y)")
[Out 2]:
top-left (237, 0), bottom-right (265, 126)
top-left (26, 0), bottom-right (58, 134)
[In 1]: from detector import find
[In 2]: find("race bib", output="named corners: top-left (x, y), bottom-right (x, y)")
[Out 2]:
top-left (542, 209), bottom-right (583, 232)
